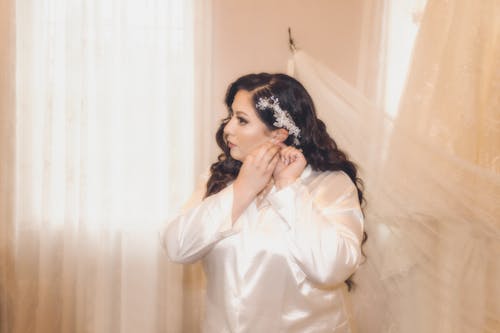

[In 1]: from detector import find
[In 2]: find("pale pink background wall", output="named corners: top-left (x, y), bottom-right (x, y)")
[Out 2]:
top-left (207, 0), bottom-right (365, 161)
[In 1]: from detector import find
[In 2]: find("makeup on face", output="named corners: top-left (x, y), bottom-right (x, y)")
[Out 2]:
top-left (223, 90), bottom-right (274, 161)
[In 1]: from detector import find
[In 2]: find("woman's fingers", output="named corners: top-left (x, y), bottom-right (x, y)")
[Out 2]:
top-left (237, 143), bottom-right (280, 196)
top-left (267, 152), bottom-right (280, 172)
top-left (279, 146), bottom-right (299, 165)
top-left (251, 142), bottom-right (271, 161)
top-left (253, 141), bottom-right (280, 167)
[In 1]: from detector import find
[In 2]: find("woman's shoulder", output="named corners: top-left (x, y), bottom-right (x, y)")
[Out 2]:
top-left (309, 168), bottom-right (356, 186)
top-left (307, 168), bottom-right (358, 198)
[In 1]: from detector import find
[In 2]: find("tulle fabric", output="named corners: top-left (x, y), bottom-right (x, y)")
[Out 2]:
top-left (288, 2), bottom-right (499, 328)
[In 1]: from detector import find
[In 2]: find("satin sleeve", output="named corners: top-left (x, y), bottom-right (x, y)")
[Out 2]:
top-left (267, 171), bottom-right (364, 288)
top-left (161, 184), bottom-right (244, 264)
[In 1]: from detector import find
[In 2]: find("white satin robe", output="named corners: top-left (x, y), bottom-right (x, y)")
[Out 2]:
top-left (163, 166), bottom-right (364, 332)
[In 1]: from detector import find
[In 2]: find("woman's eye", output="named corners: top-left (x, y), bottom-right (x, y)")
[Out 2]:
top-left (237, 117), bottom-right (248, 125)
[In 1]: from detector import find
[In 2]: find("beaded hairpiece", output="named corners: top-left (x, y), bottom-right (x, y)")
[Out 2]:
top-left (255, 96), bottom-right (301, 145)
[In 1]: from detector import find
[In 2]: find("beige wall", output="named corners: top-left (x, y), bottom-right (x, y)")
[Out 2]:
top-left (207, 0), bottom-right (364, 161)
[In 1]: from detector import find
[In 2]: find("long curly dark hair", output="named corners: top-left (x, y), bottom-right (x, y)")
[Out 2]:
top-left (205, 73), bottom-right (366, 291)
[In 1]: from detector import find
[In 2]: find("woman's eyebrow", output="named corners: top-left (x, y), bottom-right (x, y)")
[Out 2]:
top-left (235, 110), bottom-right (249, 117)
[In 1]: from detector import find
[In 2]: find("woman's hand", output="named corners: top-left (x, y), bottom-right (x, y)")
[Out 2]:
top-left (273, 145), bottom-right (307, 190)
top-left (231, 141), bottom-right (280, 222)
top-left (235, 141), bottom-right (280, 196)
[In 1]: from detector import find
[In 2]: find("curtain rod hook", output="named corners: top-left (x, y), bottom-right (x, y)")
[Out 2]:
top-left (288, 27), bottom-right (297, 53)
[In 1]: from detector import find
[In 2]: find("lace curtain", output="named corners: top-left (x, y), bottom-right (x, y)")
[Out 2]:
top-left (0, 0), bottom-right (212, 332)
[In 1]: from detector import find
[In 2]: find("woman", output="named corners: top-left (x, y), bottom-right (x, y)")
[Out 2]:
top-left (163, 73), bottom-right (365, 332)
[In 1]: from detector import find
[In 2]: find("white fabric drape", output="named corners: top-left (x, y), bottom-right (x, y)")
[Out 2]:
top-left (1, 0), bottom-right (212, 332)
top-left (290, 0), bottom-right (499, 331)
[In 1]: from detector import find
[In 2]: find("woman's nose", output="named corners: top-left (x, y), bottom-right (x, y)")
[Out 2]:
top-left (224, 117), bottom-right (235, 135)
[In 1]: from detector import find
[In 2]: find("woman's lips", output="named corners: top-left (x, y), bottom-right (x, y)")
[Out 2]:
top-left (227, 142), bottom-right (236, 149)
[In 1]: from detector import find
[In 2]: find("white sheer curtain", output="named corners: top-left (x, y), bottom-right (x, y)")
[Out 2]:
top-left (1, 0), bottom-right (212, 332)
top-left (290, 0), bottom-right (499, 332)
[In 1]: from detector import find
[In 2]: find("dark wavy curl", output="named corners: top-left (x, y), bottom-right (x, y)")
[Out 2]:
top-left (205, 73), bottom-right (367, 291)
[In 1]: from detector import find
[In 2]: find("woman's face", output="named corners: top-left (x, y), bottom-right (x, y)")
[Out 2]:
top-left (223, 90), bottom-right (274, 161)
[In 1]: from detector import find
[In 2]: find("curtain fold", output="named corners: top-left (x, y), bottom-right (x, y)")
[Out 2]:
top-left (387, 1), bottom-right (500, 330)
top-left (0, 1), bottom-right (16, 332)
top-left (397, 0), bottom-right (500, 173)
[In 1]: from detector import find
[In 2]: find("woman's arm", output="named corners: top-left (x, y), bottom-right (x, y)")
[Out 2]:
top-left (163, 142), bottom-right (281, 264)
top-left (162, 184), bottom-right (245, 264)
top-left (268, 171), bottom-right (364, 288)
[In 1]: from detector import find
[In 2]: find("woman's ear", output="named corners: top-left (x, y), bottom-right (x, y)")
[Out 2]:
top-left (272, 128), bottom-right (289, 143)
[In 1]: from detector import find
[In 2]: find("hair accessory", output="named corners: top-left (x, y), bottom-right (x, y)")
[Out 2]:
top-left (256, 96), bottom-right (301, 145)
